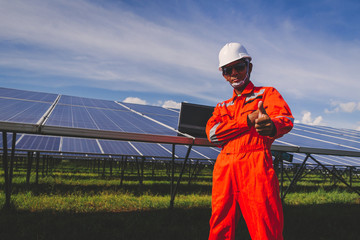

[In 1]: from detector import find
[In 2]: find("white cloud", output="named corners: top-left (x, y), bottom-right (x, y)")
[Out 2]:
top-left (339, 102), bottom-right (357, 113)
top-left (160, 100), bottom-right (181, 109)
top-left (123, 97), bottom-right (147, 105)
top-left (298, 111), bottom-right (323, 125)
top-left (325, 101), bottom-right (360, 113)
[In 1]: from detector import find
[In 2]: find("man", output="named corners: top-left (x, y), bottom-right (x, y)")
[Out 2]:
top-left (206, 42), bottom-right (294, 240)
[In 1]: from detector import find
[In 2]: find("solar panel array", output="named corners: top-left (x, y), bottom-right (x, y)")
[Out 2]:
top-left (0, 87), bottom-right (359, 168)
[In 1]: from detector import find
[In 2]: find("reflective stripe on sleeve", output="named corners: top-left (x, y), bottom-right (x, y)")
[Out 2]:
top-left (209, 122), bottom-right (222, 144)
top-left (274, 116), bottom-right (294, 123)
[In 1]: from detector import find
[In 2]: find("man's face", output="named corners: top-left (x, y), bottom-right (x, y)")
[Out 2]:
top-left (222, 59), bottom-right (252, 92)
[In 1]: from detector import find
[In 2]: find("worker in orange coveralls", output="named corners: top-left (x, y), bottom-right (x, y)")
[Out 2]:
top-left (206, 42), bottom-right (294, 240)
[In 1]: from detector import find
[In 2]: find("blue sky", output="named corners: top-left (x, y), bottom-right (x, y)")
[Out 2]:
top-left (0, 0), bottom-right (360, 130)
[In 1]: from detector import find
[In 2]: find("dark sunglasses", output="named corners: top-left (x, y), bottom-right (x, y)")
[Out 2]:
top-left (222, 62), bottom-right (247, 75)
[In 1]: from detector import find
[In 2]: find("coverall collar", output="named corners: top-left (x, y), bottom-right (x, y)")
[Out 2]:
top-left (232, 81), bottom-right (254, 99)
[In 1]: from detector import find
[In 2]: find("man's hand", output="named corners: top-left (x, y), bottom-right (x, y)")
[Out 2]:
top-left (254, 101), bottom-right (276, 136)
top-left (247, 109), bottom-right (259, 127)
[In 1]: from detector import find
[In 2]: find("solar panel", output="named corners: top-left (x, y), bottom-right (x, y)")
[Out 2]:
top-left (159, 144), bottom-right (208, 159)
top-left (98, 140), bottom-right (140, 156)
top-left (130, 142), bottom-right (173, 158)
top-left (45, 104), bottom-right (99, 129)
top-left (192, 146), bottom-right (220, 159)
top-left (0, 98), bottom-right (51, 124)
top-left (0, 133), bottom-right (17, 150)
top-left (59, 95), bottom-right (127, 110)
top-left (121, 102), bottom-right (179, 116)
top-left (61, 137), bottom-right (102, 154)
top-left (145, 114), bottom-right (179, 129)
top-left (290, 152), bottom-right (360, 169)
top-left (0, 87), bottom-right (359, 169)
top-left (0, 87), bottom-right (57, 102)
top-left (278, 127), bottom-right (360, 152)
top-left (16, 134), bottom-right (60, 152)
top-left (45, 104), bottom-right (177, 135)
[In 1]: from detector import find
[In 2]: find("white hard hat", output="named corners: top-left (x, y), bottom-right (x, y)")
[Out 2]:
top-left (218, 42), bottom-right (252, 68)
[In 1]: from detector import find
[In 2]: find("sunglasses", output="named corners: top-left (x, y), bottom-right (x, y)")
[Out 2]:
top-left (222, 62), bottom-right (247, 75)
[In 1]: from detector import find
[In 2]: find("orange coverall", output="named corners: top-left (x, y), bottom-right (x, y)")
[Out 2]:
top-left (206, 81), bottom-right (294, 240)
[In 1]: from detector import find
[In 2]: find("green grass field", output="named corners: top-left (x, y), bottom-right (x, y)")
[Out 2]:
top-left (1, 159), bottom-right (359, 240)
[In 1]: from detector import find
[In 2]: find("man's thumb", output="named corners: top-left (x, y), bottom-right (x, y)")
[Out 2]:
top-left (258, 101), bottom-right (266, 114)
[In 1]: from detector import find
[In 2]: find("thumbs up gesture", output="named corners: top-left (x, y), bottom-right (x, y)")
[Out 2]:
top-left (255, 101), bottom-right (276, 136)
top-left (247, 101), bottom-right (276, 136)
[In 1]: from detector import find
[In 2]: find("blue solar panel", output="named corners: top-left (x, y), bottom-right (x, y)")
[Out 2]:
top-left (16, 134), bottom-right (60, 152)
top-left (98, 140), bottom-right (139, 155)
top-left (291, 153), bottom-right (360, 168)
top-left (145, 114), bottom-right (179, 129)
top-left (46, 105), bottom-right (177, 135)
top-left (279, 128), bottom-right (360, 152)
top-left (192, 146), bottom-right (220, 159)
top-left (294, 123), bottom-right (360, 144)
top-left (159, 144), bottom-right (207, 159)
top-left (61, 137), bottom-right (102, 154)
top-left (59, 95), bottom-right (127, 110)
top-left (0, 87), bottom-right (57, 102)
top-left (122, 102), bottom-right (179, 116)
top-left (45, 105), bottom-right (99, 129)
top-left (0, 98), bottom-right (51, 124)
top-left (120, 102), bottom-right (180, 129)
top-left (0, 133), bottom-right (17, 150)
top-left (130, 142), bottom-right (172, 157)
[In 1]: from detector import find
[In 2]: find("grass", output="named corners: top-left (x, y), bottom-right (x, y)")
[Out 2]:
top-left (0, 159), bottom-right (360, 239)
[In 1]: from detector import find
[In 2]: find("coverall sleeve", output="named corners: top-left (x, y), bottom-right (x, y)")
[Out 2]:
top-left (206, 103), bottom-right (250, 146)
top-left (264, 88), bottom-right (294, 139)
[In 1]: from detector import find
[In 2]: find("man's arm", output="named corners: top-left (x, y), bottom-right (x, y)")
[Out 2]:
top-left (206, 104), bottom-right (250, 146)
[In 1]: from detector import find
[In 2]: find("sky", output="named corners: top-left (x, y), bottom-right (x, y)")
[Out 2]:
top-left (0, 0), bottom-right (360, 130)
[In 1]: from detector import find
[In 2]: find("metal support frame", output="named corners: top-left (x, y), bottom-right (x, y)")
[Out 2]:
top-left (26, 151), bottom-right (33, 185)
top-left (308, 155), bottom-right (360, 196)
top-left (188, 160), bottom-right (200, 185)
top-left (35, 152), bottom-right (40, 184)
top-left (169, 144), bottom-right (193, 209)
top-left (282, 154), bottom-right (310, 200)
top-left (281, 153), bottom-right (360, 200)
top-left (2, 131), bottom-right (10, 209)
top-left (120, 156), bottom-right (127, 186)
top-left (1, 131), bottom-right (16, 209)
top-left (135, 156), bottom-right (145, 185)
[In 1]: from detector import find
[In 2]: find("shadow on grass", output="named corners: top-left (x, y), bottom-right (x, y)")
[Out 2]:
top-left (2, 181), bottom-right (213, 197)
top-left (0, 204), bottom-right (359, 240)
